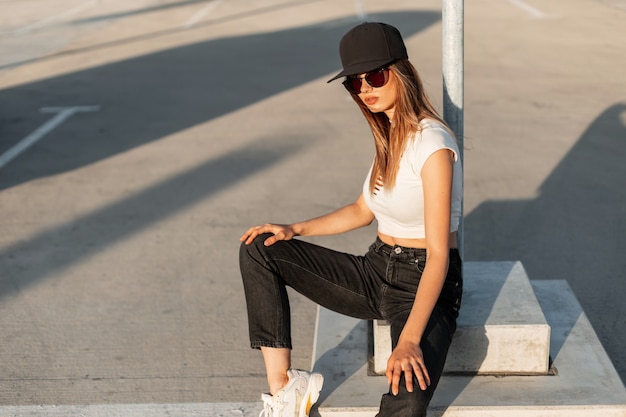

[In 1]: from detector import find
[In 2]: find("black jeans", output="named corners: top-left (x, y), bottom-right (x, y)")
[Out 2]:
top-left (239, 234), bottom-right (462, 417)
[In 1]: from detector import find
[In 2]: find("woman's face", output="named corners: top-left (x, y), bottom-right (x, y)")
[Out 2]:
top-left (352, 68), bottom-right (398, 120)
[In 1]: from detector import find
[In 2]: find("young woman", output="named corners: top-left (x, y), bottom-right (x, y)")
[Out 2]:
top-left (239, 22), bottom-right (463, 417)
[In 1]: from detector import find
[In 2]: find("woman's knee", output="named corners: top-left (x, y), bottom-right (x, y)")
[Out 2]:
top-left (239, 233), bottom-right (276, 274)
top-left (240, 233), bottom-right (272, 256)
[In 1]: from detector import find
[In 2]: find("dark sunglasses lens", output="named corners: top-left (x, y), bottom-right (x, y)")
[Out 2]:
top-left (343, 78), bottom-right (361, 94)
top-left (366, 70), bottom-right (387, 88)
top-left (343, 69), bottom-right (387, 94)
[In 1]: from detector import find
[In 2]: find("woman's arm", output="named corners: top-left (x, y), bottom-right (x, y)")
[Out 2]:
top-left (386, 148), bottom-right (455, 395)
top-left (240, 193), bottom-right (375, 246)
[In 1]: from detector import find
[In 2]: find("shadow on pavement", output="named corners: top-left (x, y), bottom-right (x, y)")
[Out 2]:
top-left (0, 10), bottom-right (439, 190)
top-left (0, 11), bottom-right (440, 294)
top-left (465, 102), bottom-right (626, 382)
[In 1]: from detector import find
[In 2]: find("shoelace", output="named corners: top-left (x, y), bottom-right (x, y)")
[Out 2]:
top-left (259, 394), bottom-right (275, 417)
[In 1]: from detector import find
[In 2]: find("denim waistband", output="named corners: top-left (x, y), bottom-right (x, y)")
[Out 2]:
top-left (370, 236), bottom-right (460, 261)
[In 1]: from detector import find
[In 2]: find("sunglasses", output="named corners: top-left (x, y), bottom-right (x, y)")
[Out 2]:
top-left (342, 68), bottom-right (390, 94)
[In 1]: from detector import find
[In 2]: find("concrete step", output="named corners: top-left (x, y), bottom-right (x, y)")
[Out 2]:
top-left (373, 261), bottom-right (551, 375)
top-left (311, 263), bottom-right (626, 416)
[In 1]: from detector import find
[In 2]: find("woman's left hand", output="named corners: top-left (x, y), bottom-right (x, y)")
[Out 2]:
top-left (385, 339), bottom-right (430, 395)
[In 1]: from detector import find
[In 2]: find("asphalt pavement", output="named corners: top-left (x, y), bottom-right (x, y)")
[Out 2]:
top-left (0, 0), bottom-right (624, 411)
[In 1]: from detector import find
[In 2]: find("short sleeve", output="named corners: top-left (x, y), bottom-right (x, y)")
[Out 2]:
top-left (410, 120), bottom-right (459, 175)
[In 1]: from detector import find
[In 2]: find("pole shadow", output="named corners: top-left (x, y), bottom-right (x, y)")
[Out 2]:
top-left (464, 103), bottom-right (626, 382)
top-left (0, 11), bottom-right (440, 190)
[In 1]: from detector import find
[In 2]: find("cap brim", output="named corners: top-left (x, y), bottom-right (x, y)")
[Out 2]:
top-left (327, 59), bottom-right (396, 83)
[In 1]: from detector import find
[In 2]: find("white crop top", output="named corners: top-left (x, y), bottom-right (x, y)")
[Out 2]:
top-left (362, 119), bottom-right (462, 239)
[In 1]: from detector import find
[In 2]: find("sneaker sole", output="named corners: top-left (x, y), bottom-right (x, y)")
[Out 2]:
top-left (301, 373), bottom-right (324, 417)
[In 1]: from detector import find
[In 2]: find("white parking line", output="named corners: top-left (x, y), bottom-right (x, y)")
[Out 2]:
top-left (506, 0), bottom-right (547, 18)
top-left (182, 0), bottom-right (223, 28)
top-left (0, 106), bottom-right (100, 170)
top-left (0, 402), bottom-right (261, 416)
top-left (14, 0), bottom-right (99, 34)
top-left (355, 0), bottom-right (367, 19)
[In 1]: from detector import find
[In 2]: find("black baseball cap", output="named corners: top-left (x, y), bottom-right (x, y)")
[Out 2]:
top-left (327, 22), bottom-right (408, 83)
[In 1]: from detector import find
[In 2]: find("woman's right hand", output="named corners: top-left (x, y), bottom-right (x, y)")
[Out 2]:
top-left (240, 196), bottom-right (373, 247)
top-left (240, 223), bottom-right (297, 246)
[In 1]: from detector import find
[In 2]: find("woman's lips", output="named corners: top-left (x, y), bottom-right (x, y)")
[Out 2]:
top-left (363, 96), bottom-right (378, 106)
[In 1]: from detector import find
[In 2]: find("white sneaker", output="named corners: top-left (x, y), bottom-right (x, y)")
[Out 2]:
top-left (260, 393), bottom-right (277, 417)
top-left (259, 369), bottom-right (324, 417)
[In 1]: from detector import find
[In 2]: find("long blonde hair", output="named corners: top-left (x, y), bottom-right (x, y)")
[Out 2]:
top-left (350, 60), bottom-right (451, 194)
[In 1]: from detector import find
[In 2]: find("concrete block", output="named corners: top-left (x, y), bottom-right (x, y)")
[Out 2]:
top-left (371, 319), bottom-right (391, 375)
top-left (372, 261), bottom-right (551, 375)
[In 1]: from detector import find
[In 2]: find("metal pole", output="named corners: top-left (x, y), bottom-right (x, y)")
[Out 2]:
top-left (442, 0), bottom-right (464, 258)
